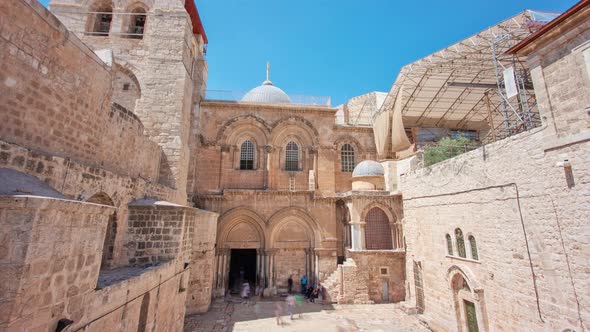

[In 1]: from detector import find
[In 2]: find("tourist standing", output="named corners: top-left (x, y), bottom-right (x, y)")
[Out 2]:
top-left (300, 275), bottom-right (308, 294)
top-left (287, 275), bottom-right (293, 294)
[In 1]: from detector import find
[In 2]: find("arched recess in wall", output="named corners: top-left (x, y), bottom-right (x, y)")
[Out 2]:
top-left (124, 2), bottom-right (150, 39)
top-left (360, 202), bottom-right (401, 249)
top-left (217, 207), bottom-right (266, 249)
top-left (447, 265), bottom-right (488, 332)
top-left (216, 115), bottom-right (271, 145)
top-left (113, 63), bottom-right (142, 114)
top-left (86, 0), bottom-right (114, 36)
top-left (266, 207), bottom-right (323, 249)
top-left (269, 116), bottom-right (319, 148)
top-left (86, 192), bottom-right (117, 269)
top-left (334, 135), bottom-right (365, 160)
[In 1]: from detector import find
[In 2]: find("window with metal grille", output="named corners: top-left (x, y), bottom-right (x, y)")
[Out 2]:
top-left (240, 140), bottom-right (254, 170)
top-left (92, 8), bottom-right (112, 36)
top-left (285, 141), bottom-right (299, 171)
top-left (455, 228), bottom-right (466, 258)
top-left (468, 235), bottom-right (478, 260)
top-left (129, 8), bottom-right (146, 39)
top-left (446, 234), bottom-right (453, 255)
top-left (341, 144), bottom-right (355, 172)
top-left (365, 207), bottom-right (393, 250)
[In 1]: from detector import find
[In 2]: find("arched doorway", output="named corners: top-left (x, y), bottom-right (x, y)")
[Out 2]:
top-left (224, 221), bottom-right (263, 294)
top-left (215, 209), bottom-right (266, 296)
top-left (449, 268), bottom-right (487, 332)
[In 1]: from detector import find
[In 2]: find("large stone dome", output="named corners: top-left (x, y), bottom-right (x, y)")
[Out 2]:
top-left (352, 160), bottom-right (384, 177)
top-left (241, 80), bottom-right (292, 104)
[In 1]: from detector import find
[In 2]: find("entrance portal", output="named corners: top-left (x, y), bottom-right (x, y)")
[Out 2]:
top-left (228, 249), bottom-right (257, 294)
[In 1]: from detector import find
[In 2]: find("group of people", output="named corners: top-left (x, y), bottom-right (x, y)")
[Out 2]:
top-left (275, 275), bottom-right (328, 325)
top-left (287, 274), bottom-right (327, 303)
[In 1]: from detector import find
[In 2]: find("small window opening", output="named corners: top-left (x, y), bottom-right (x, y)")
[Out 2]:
top-left (93, 7), bottom-right (112, 36)
top-left (341, 143), bottom-right (355, 172)
top-left (129, 8), bottom-right (146, 39)
top-left (285, 141), bottom-right (299, 171)
top-left (240, 140), bottom-right (254, 170)
top-left (123, 83), bottom-right (130, 91)
top-left (455, 228), bottom-right (466, 258)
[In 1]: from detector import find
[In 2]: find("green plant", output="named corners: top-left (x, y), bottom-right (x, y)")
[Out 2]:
top-left (423, 136), bottom-right (478, 167)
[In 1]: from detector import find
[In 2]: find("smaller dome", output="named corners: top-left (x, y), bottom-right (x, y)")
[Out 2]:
top-left (352, 160), bottom-right (384, 177)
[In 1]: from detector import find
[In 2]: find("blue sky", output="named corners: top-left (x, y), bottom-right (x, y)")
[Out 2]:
top-left (196, 0), bottom-right (574, 105)
top-left (41, 0), bottom-right (576, 105)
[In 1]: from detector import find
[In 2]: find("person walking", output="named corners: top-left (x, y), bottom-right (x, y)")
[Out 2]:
top-left (275, 301), bottom-right (284, 326)
top-left (286, 294), bottom-right (296, 320)
top-left (294, 294), bottom-right (304, 318)
top-left (287, 275), bottom-right (293, 294)
top-left (300, 275), bottom-right (308, 294)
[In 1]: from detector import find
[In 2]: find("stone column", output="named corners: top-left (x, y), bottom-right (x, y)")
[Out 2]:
top-left (221, 248), bottom-right (230, 294)
top-left (310, 146), bottom-right (318, 190)
top-left (265, 145), bottom-right (273, 189)
top-left (218, 145), bottom-right (231, 189)
top-left (351, 223), bottom-right (364, 250)
top-left (314, 251), bottom-right (319, 286)
top-left (213, 251), bottom-right (220, 293)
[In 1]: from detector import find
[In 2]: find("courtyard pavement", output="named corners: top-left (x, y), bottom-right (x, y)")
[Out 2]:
top-left (184, 297), bottom-right (429, 332)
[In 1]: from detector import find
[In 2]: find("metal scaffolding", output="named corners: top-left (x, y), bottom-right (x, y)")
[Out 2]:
top-left (375, 10), bottom-right (560, 144)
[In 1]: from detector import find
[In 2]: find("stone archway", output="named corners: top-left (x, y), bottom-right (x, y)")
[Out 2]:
top-left (448, 266), bottom-right (488, 332)
top-left (215, 208), bottom-right (266, 296)
top-left (266, 207), bottom-right (320, 292)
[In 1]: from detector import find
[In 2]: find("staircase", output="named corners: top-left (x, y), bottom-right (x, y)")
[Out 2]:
top-left (322, 259), bottom-right (373, 304)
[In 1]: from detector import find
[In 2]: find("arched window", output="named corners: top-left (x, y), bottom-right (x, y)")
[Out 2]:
top-left (341, 144), bottom-right (355, 172)
top-left (455, 228), bottom-right (466, 258)
top-left (446, 234), bottom-right (453, 256)
top-left (468, 235), bottom-right (478, 260)
top-left (90, 5), bottom-right (113, 36)
top-left (285, 141), bottom-right (299, 171)
top-left (129, 7), bottom-right (147, 39)
top-left (365, 207), bottom-right (393, 250)
top-left (240, 140), bottom-right (255, 170)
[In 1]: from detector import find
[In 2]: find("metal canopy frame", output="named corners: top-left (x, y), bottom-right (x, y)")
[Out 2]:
top-left (376, 10), bottom-right (559, 144)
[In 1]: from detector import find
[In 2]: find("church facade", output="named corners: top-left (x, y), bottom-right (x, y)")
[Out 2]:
top-left (0, 0), bottom-right (588, 331)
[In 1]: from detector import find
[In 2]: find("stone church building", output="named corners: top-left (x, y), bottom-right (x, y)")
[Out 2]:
top-left (0, 0), bottom-right (588, 331)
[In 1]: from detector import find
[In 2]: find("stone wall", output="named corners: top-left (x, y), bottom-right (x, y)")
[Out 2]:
top-left (0, 0), bottom-right (162, 183)
top-left (126, 204), bottom-right (187, 266)
top-left (0, 139), bottom-right (180, 267)
top-left (350, 251), bottom-right (405, 303)
top-left (401, 129), bottom-right (589, 331)
top-left (0, 195), bottom-right (113, 330)
top-left (400, 6), bottom-right (589, 331)
top-left (524, 5), bottom-right (590, 141)
top-left (185, 210), bottom-right (218, 314)
top-left (72, 261), bottom-right (189, 331)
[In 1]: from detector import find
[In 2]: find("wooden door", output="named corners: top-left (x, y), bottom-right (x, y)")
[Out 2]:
top-left (464, 300), bottom-right (479, 332)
